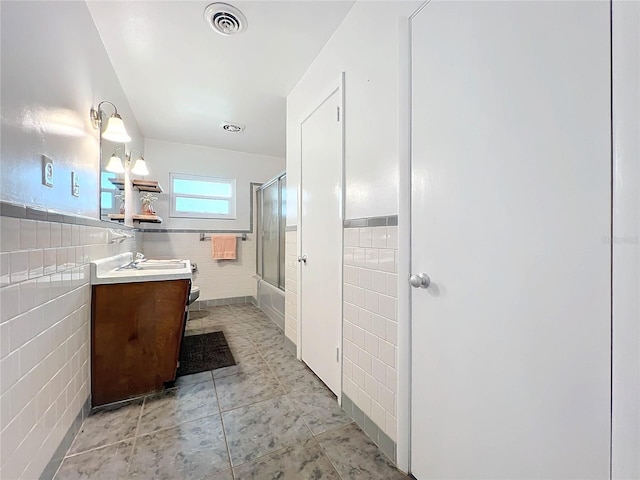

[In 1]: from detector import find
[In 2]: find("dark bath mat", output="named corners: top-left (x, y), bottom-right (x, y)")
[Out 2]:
top-left (176, 331), bottom-right (236, 377)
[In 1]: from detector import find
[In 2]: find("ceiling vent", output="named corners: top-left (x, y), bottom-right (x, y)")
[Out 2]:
top-left (204, 3), bottom-right (248, 36)
top-left (221, 122), bottom-right (245, 133)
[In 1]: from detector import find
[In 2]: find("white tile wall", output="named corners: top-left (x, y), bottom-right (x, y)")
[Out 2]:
top-left (0, 217), bottom-right (136, 479)
top-left (140, 232), bottom-right (257, 302)
top-left (343, 225), bottom-right (398, 441)
top-left (284, 230), bottom-right (298, 344)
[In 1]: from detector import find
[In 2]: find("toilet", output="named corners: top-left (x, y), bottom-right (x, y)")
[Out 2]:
top-left (188, 285), bottom-right (200, 305)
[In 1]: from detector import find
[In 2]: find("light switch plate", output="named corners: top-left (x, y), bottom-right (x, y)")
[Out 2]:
top-left (71, 171), bottom-right (79, 197)
top-left (42, 155), bottom-right (54, 187)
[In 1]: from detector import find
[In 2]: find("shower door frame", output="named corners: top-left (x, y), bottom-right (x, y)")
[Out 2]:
top-left (256, 171), bottom-right (287, 291)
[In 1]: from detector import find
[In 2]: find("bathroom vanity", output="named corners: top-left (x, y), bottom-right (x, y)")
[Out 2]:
top-left (90, 254), bottom-right (191, 406)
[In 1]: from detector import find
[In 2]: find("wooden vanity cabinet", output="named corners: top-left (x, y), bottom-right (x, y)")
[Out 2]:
top-left (91, 279), bottom-right (190, 406)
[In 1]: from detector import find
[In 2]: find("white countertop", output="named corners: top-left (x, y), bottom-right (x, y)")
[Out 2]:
top-left (91, 253), bottom-right (192, 285)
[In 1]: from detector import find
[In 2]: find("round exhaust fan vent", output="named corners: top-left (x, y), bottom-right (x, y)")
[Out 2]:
top-left (204, 3), bottom-right (247, 36)
top-left (221, 122), bottom-right (245, 133)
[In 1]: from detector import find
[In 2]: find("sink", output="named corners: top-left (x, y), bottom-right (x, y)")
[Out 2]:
top-left (91, 253), bottom-right (192, 285)
top-left (136, 261), bottom-right (187, 270)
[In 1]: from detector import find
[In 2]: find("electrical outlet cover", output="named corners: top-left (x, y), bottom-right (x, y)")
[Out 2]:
top-left (42, 155), bottom-right (54, 187)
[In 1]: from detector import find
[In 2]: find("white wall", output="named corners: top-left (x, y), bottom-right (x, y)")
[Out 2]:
top-left (141, 138), bottom-right (283, 230)
top-left (0, 1), bottom-right (144, 217)
top-left (343, 226), bottom-right (399, 442)
top-left (286, 0), bottom-right (420, 452)
top-left (612, 1), bottom-right (640, 478)
top-left (139, 139), bottom-right (283, 302)
top-left (0, 2), bottom-right (144, 478)
top-left (284, 230), bottom-right (298, 343)
top-left (0, 218), bottom-right (136, 480)
top-left (287, 1), bottom-right (421, 225)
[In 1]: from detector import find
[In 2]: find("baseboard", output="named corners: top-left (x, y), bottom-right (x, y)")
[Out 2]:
top-left (341, 393), bottom-right (396, 464)
top-left (189, 296), bottom-right (254, 310)
top-left (40, 396), bottom-right (91, 480)
top-left (284, 335), bottom-right (296, 355)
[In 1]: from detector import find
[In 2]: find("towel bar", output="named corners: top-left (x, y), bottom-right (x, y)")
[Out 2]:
top-left (199, 233), bottom-right (247, 242)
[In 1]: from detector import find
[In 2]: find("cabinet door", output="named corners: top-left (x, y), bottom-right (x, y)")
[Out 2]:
top-left (92, 279), bottom-right (189, 406)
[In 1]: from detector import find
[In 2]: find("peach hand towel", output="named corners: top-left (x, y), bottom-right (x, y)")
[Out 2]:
top-left (212, 235), bottom-right (237, 260)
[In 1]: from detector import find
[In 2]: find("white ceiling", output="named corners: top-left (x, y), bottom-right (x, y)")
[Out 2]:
top-left (87, 1), bottom-right (355, 158)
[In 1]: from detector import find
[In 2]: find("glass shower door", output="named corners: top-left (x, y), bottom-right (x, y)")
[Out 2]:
top-left (261, 180), bottom-right (279, 287)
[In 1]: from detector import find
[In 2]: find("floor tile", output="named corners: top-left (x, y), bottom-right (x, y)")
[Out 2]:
top-left (231, 314), bottom-right (265, 322)
top-left (212, 350), bottom-right (268, 380)
top-left (188, 310), bottom-right (210, 321)
top-left (287, 385), bottom-right (353, 435)
top-left (228, 304), bottom-right (261, 314)
top-left (168, 370), bottom-right (214, 388)
top-left (232, 437), bottom-right (340, 480)
top-left (202, 315), bottom-right (242, 329)
top-left (249, 330), bottom-right (283, 348)
top-left (138, 381), bottom-right (218, 434)
top-left (129, 415), bottom-right (230, 480)
top-left (185, 328), bottom-right (204, 336)
top-left (267, 356), bottom-right (325, 393)
top-left (185, 317), bottom-right (203, 328)
top-left (58, 303), bottom-right (408, 480)
top-left (316, 423), bottom-right (408, 480)
top-left (68, 399), bottom-right (142, 455)
top-left (214, 369), bottom-right (285, 411)
top-left (56, 441), bottom-right (132, 479)
top-left (203, 321), bottom-right (247, 336)
top-left (203, 469), bottom-right (234, 480)
top-left (225, 333), bottom-right (256, 352)
top-left (258, 343), bottom-right (290, 360)
top-left (223, 396), bottom-right (312, 466)
top-left (231, 305), bottom-right (268, 319)
top-left (185, 317), bottom-right (203, 336)
top-left (204, 305), bottom-right (235, 320)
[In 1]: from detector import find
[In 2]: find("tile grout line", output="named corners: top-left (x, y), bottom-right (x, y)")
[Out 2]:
top-left (218, 304), bottom-right (318, 474)
top-left (309, 434), bottom-right (346, 480)
top-left (215, 305), bottom-right (246, 477)
top-left (126, 395), bottom-right (147, 474)
top-left (59, 305), bottom-right (300, 477)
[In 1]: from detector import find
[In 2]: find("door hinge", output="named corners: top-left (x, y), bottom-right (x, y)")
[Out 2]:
top-left (336, 347), bottom-right (340, 362)
top-left (337, 106), bottom-right (340, 122)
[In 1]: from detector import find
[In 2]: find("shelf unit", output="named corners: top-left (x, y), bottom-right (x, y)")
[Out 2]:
top-left (107, 214), bottom-right (163, 224)
top-left (133, 180), bottom-right (163, 193)
top-left (108, 178), bottom-right (164, 193)
top-left (106, 178), bottom-right (164, 224)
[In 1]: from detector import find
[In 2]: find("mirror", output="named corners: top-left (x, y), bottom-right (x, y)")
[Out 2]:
top-left (99, 140), bottom-right (126, 222)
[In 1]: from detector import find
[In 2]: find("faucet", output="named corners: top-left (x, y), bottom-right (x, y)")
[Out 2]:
top-left (116, 252), bottom-right (147, 270)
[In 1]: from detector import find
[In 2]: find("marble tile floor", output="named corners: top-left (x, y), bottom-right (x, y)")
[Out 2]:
top-left (54, 304), bottom-right (408, 480)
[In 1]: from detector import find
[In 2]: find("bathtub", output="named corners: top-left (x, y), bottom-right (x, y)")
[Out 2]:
top-left (256, 279), bottom-right (285, 330)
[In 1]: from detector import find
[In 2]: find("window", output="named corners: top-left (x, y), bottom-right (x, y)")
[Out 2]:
top-left (100, 172), bottom-right (119, 214)
top-left (170, 173), bottom-right (236, 219)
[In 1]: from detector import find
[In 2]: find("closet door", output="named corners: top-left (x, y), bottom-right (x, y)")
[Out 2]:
top-left (300, 87), bottom-right (343, 395)
top-left (410, 1), bottom-right (612, 478)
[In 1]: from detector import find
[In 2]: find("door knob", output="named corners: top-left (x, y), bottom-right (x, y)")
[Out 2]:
top-left (409, 273), bottom-right (430, 289)
top-left (297, 255), bottom-right (307, 264)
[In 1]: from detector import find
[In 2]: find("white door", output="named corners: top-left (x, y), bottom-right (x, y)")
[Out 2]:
top-left (300, 88), bottom-right (343, 395)
top-left (410, 2), bottom-right (611, 479)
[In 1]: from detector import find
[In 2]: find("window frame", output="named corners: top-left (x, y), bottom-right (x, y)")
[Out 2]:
top-left (100, 172), bottom-right (120, 215)
top-left (169, 172), bottom-right (237, 219)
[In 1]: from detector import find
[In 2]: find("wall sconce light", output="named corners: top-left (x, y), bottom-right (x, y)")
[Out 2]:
top-left (106, 148), bottom-right (149, 176)
top-left (106, 147), bottom-right (126, 173)
top-left (128, 149), bottom-right (149, 176)
top-left (90, 101), bottom-right (131, 143)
